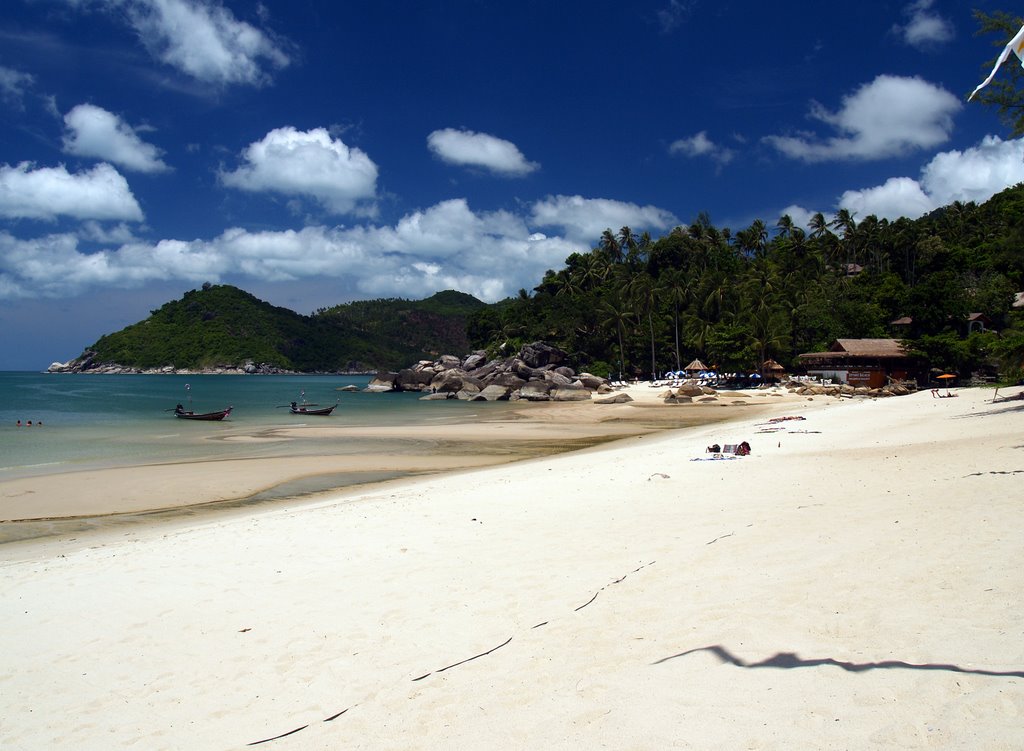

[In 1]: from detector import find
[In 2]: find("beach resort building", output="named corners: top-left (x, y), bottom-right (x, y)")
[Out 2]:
top-left (797, 338), bottom-right (923, 388)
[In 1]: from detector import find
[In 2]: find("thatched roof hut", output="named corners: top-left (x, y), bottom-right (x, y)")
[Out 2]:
top-left (683, 358), bottom-right (709, 373)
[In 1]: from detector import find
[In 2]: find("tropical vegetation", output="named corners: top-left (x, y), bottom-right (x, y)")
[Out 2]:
top-left (466, 185), bottom-right (1024, 382)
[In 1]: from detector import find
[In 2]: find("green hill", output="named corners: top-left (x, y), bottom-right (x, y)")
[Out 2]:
top-left (85, 285), bottom-right (486, 371)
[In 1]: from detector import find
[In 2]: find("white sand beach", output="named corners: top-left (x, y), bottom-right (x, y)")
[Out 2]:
top-left (1, 385), bottom-right (1022, 750)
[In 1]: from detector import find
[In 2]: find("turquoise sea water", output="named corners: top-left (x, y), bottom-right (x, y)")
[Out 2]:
top-left (0, 372), bottom-right (509, 481)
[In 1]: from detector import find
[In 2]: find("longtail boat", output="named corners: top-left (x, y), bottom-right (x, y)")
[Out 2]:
top-left (289, 401), bottom-right (336, 416)
top-left (173, 404), bottom-right (233, 421)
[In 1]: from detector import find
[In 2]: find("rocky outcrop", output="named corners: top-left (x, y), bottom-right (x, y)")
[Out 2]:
top-left (47, 352), bottom-right (299, 375)
top-left (371, 342), bottom-right (612, 402)
top-left (783, 379), bottom-right (916, 398)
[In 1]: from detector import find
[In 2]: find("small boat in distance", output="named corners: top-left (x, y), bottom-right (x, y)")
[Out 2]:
top-left (288, 400), bottom-right (336, 416)
top-left (174, 403), bottom-right (233, 421)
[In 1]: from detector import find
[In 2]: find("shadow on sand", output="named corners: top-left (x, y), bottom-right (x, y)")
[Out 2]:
top-left (652, 644), bottom-right (1024, 678)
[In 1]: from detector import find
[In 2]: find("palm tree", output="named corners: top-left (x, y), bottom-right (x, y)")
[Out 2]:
top-left (554, 272), bottom-right (583, 298)
top-left (776, 214), bottom-right (795, 240)
top-left (741, 258), bottom-right (782, 315)
top-left (600, 229), bottom-right (623, 264)
top-left (624, 269), bottom-right (658, 378)
top-left (657, 268), bottom-right (692, 371)
top-left (749, 218), bottom-right (769, 258)
top-left (617, 226), bottom-right (638, 255)
top-left (598, 293), bottom-right (634, 380)
top-left (748, 306), bottom-right (791, 368)
top-left (830, 208), bottom-right (858, 269)
top-left (830, 208), bottom-right (857, 239)
top-left (808, 212), bottom-right (831, 240)
top-left (571, 251), bottom-right (609, 291)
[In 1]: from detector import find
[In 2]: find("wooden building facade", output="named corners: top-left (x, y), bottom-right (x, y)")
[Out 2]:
top-left (797, 339), bottom-right (923, 388)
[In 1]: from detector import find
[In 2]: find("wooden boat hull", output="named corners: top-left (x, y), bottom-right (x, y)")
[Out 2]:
top-left (290, 404), bottom-right (336, 416)
top-left (174, 406), bottom-right (233, 421)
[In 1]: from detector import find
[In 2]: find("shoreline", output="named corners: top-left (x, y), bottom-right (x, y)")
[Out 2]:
top-left (1, 386), bottom-right (1022, 749)
top-left (0, 384), bottom-right (774, 541)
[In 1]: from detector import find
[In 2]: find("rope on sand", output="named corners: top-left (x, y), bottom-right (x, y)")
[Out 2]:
top-left (248, 724), bottom-right (309, 746)
top-left (247, 560), bottom-right (657, 745)
top-left (436, 636), bottom-right (514, 673)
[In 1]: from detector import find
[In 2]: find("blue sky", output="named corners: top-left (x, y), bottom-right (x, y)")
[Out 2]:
top-left (1, 0), bottom-right (1022, 370)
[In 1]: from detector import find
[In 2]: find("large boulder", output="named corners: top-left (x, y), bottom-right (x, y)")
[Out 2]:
top-left (472, 384), bottom-right (512, 401)
top-left (595, 393), bottom-right (633, 404)
top-left (437, 354), bottom-right (461, 370)
top-left (455, 384), bottom-right (482, 400)
top-left (467, 360), bottom-right (503, 380)
top-left (430, 369), bottom-right (483, 393)
top-left (517, 382), bottom-right (553, 401)
top-left (483, 372), bottom-right (527, 389)
top-left (462, 352), bottom-right (488, 371)
top-left (365, 372), bottom-right (397, 392)
top-left (395, 368), bottom-right (435, 391)
top-left (543, 371), bottom-right (574, 387)
top-left (511, 358), bottom-right (543, 381)
top-left (521, 342), bottom-right (569, 369)
top-left (551, 385), bottom-right (592, 401)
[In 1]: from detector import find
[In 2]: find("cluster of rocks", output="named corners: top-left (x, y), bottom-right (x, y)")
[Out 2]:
top-left (365, 342), bottom-right (615, 402)
top-left (47, 352), bottom-right (297, 375)
top-left (783, 380), bottom-right (916, 398)
top-left (659, 383), bottom-right (721, 404)
top-left (655, 379), bottom-right (918, 404)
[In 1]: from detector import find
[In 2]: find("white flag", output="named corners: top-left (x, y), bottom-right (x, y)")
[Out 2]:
top-left (970, 22), bottom-right (1024, 100)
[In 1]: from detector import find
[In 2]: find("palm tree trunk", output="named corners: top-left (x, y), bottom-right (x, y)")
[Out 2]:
top-left (673, 306), bottom-right (681, 371)
top-left (648, 309), bottom-right (656, 379)
top-left (617, 325), bottom-right (625, 380)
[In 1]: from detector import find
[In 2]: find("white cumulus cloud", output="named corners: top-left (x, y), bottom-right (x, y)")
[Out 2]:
top-left (893, 0), bottom-right (954, 49)
top-left (0, 162), bottom-right (143, 222)
top-left (427, 128), bottom-right (539, 176)
top-left (763, 75), bottom-right (960, 162)
top-left (840, 136), bottom-right (1024, 220)
top-left (838, 177), bottom-right (935, 221)
top-left (121, 0), bottom-right (290, 87)
top-left (0, 193), bottom-right (682, 302)
top-left (220, 127), bottom-right (379, 216)
top-left (63, 104), bottom-right (170, 174)
top-left (530, 195), bottom-right (679, 246)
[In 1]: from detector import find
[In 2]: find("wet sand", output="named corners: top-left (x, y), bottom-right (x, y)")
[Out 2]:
top-left (0, 387), bottom-right (752, 542)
